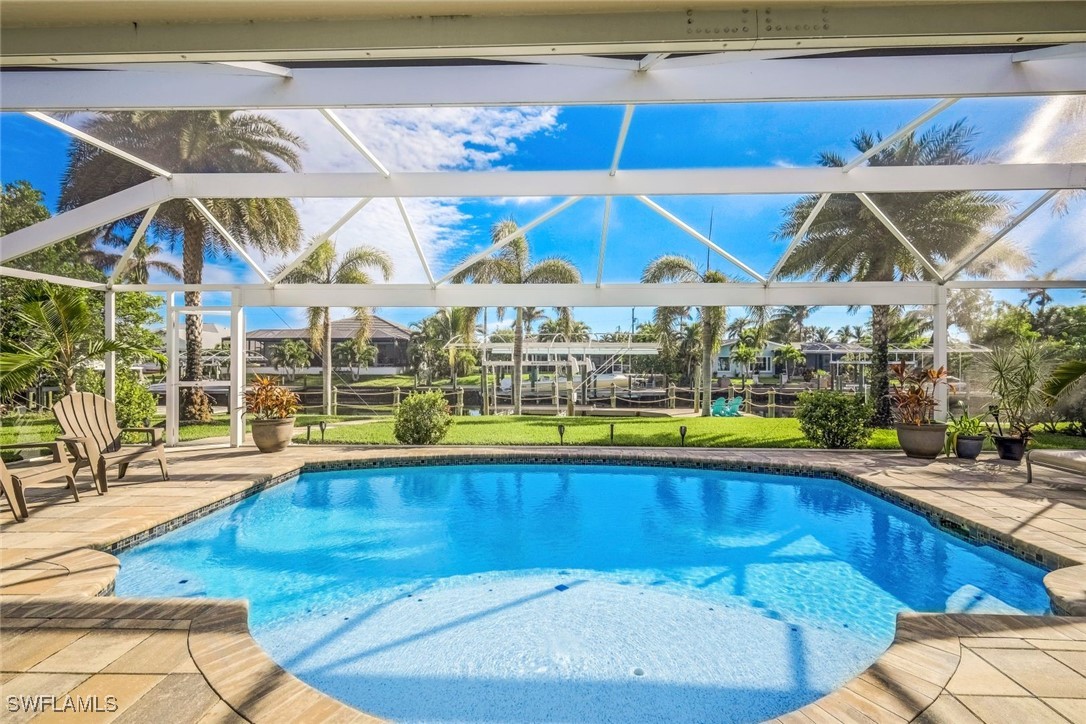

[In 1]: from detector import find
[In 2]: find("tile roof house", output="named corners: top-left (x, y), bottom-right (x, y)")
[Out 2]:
top-left (247, 316), bottom-right (411, 370)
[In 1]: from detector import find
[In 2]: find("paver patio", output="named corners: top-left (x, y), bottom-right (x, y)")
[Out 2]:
top-left (2, 444), bottom-right (1086, 722)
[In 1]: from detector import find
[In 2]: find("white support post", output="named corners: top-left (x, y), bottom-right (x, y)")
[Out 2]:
top-left (596, 196), bottom-right (612, 288)
top-left (104, 290), bottom-right (116, 401)
top-left (933, 284), bottom-right (949, 421)
top-left (229, 292), bottom-right (246, 448)
top-left (165, 292), bottom-right (180, 446)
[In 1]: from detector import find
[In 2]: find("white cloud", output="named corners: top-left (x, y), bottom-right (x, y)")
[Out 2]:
top-left (256, 107), bottom-right (561, 283)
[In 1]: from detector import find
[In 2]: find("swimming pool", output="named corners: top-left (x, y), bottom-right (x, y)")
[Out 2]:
top-left (117, 463), bottom-right (1050, 723)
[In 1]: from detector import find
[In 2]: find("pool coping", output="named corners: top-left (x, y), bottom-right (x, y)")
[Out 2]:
top-left (4, 445), bottom-right (1086, 723)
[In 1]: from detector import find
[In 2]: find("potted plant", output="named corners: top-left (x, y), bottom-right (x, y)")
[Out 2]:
top-left (245, 375), bottom-right (300, 453)
top-left (983, 341), bottom-right (1053, 461)
top-left (889, 363), bottom-right (950, 460)
top-left (945, 406), bottom-right (987, 460)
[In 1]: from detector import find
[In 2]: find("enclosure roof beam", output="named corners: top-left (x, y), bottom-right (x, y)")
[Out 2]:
top-left (25, 112), bottom-right (173, 178)
top-left (272, 198), bottom-right (374, 284)
top-left (855, 192), bottom-right (945, 283)
top-left (189, 199), bottom-right (273, 284)
top-left (609, 105), bottom-right (635, 176)
top-left (841, 99), bottom-right (958, 172)
top-left (0, 178), bottom-right (170, 263)
top-left (0, 265), bottom-right (107, 289)
top-left (637, 195), bottom-right (766, 282)
top-left (437, 196), bottom-right (583, 285)
top-left (319, 109), bottom-right (391, 178)
top-left (215, 61), bottom-right (293, 77)
top-left (163, 165), bottom-right (1086, 198)
top-left (595, 196), bottom-right (612, 288)
top-left (942, 190), bottom-right (1060, 281)
top-left (395, 198), bottom-right (436, 287)
top-left (5, 53), bottom-right (1085, 110)
top-left (765, 193), bottom-right (831, 284)
top-left (1012, 43), bottom-right (1086, 62)
top-left (107, 203), bottom-right (160, 286)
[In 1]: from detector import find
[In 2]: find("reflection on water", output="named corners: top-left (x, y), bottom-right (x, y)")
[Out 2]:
top-left (117, 464), bottom-right (1051, 723)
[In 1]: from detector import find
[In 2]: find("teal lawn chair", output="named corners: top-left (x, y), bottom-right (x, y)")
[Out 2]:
top-left (721, 396), bottom-right (744, 417)
top-left (710, 398), bottom-right (729, 416)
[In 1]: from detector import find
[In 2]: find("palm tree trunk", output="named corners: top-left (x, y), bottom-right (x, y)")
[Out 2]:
top-left (870, 304), bottom-right (893, 427)
top-left (180, 218), bottom-right (212, 422)
top-left (323, 311), bottom-right (332, 416)
top-left (513, 307), bottom-right (524, 414)
top-left (481, 308), bottom-right (490, 415)
top-left (700, 313), bottom-right (713, 417)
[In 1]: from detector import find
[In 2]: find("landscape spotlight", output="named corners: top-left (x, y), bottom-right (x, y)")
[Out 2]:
top-left (319, 420), bottom-right (328, 443)
top-left (558, 424), bottom-right (566, 445)
top-left (679, 425), bottom-right (688, 447)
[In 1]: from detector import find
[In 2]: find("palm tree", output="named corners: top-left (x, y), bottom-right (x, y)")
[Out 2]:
top-left (642, 255), bottom-right (729, 416)
top-left (114, 238), bottom-right (182, 284)
top-left (539, 315), bottom-right (590, 342)
top-left (772, 305), bottom-right (821, 343)
top-left (776, 121), bottom-right (1031, 426)
top-left (809, 326), bottom-right (834, 343)
top-left (415, 307), bottom-right (478, 387)
top-left (333, 338), bottom-right (377, 381)
top-left (60, 111), bottom-right (306, 421)
top-left (270, 339), bottom-right (310, 383)
top-left (0, 284), bottom-right (165, 395)
top-left (278, 239), bottom-right (393, 415)
top-left (774, 344), bottom-right (806, 379)
top-left (521, 307), bottom-right (549, 336)
top-left (451, 219), bottom-right (581, 414)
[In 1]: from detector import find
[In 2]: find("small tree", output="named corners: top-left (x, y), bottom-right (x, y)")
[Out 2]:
top-left (334, 338), bottom-right (377, 381)
top-left (731, 344), bottom-right (758, 389)
top-left (0, 284), bottom-right (164, 395)
top-left (773, 344), bottom-right (805, 379)
top-left (394, 390), bottom-right (453, 444)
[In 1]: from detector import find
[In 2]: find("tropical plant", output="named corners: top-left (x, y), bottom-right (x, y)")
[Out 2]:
top-left (244, 375), bottom-right (299, 420)
top-left (112, 238), bottom-right (182, 285)
top-left (413, 307), bottom-right (478, 387)
top-left (60, 111), bottom-right (306, 421)
top-left (775, 121), bottom-right (1030, 427)
top-left (75, 367), bottom-right (159, 430)
top-left (333, 338), bottom-right (377, 381)
top-left (278, 240), bottom-right (393, 413)
top-left (795, 390), bottom-right (873, 449)
top-left (888, 364), bottom-right (949, 426)
top-left (0, 284), bottom-right (165, 395)
top-left (984, 341), bottom-right (1055, 439)
top-left (394, 390), bottom-right (453, 444)
top-left (731, 343), bottom-right (759, 389)
top-left (772, 305), bottom-right (821, 342)
top-left (773, 344), bottom-right (806, 378)
top-left (539, 314), bottom-right (590, 341)
top-left (451, 219), bottom-right (581, 414)
top-left (521, 307), bottom-right (549, 336)
top-left (642, 255), bottom-right (729, 415)
top-left (270, 339), bottom-right (310, 383)
top-left (1046, 359), bottom-right (1086, 399)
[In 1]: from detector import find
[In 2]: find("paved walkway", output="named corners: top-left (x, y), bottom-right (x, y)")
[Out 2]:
top-left (2, 444), bottom-right (1086, 722)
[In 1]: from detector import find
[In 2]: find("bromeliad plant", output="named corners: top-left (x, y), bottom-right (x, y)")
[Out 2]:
top-left (888, 364), bottom-right (951, 426)
top-left (244, 375), bottom-right (299, 420)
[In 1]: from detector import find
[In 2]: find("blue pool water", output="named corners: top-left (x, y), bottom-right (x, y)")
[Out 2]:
top-left (117, 464), bottom-right (1050, 723)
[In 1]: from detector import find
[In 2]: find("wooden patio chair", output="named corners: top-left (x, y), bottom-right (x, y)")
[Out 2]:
top-left (53, 392), bottom-right (168, 493)
top-left (0, 442), bottom-right (80, 522)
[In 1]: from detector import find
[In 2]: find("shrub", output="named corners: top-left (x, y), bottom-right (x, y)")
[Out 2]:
top-left (73, 368), bottom-right (157, 428)
top-left (795, 390), bottom-right (872, 449)
top-left (394, 390), bottom-right (452, 444)
top-left (244, 375), bottom-right (299, 420)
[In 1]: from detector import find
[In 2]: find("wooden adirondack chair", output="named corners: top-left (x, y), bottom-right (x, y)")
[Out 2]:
top-left (0, 442), bottom-right (80, 522)
top-left (53, 392), bottom-right (168, 493)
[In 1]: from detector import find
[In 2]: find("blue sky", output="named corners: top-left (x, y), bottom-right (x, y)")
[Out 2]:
top-left (2, 96), bottom-right (1083, 337)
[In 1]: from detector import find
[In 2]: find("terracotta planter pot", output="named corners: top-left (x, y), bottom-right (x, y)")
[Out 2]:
top-left (993, 435), bottom-right (1026, 461)
top-left (895, 423), bottom-right (948, 460)
top-left (251, 417), bottom-right (296, 453)
top-left (954, 435), bottom-right (985, 460)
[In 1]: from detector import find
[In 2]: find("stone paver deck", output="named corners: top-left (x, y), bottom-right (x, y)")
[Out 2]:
top-left (2, 444), bottom-right (1086, 722)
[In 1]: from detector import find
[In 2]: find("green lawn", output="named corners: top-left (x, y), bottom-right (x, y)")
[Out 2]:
top-left (303, 415), bottom-right (1086, 450)
top-left (6, 409), bottom-right (1084, 452)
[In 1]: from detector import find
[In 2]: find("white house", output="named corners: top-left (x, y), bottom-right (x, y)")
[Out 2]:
top-left (716, 339), bottom-right (789, 377)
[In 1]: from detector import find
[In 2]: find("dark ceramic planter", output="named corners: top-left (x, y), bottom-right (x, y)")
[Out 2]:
top-left (993, 435), bottom-right (1026, 461)
top-left (954, 435), bottom-right (985, 460)
top-left (251, 417), bottom-right (296, 453)
top-left (895, 423), bottom-right (948, 460)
